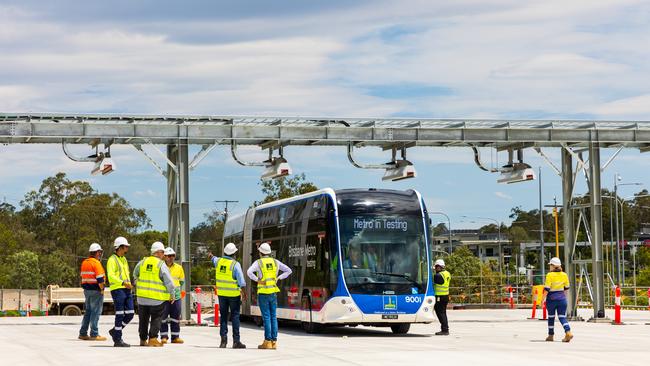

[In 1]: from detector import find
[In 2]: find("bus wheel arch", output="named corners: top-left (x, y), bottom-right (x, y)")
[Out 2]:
top-left (390, 323), bottom-right (410, 334)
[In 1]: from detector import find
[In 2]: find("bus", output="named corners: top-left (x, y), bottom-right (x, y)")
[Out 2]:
top-left (222, 188), bottom-right (435, 334)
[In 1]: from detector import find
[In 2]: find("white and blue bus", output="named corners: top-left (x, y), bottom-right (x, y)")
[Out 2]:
top-left (223, 188), bottom-right (435, 334)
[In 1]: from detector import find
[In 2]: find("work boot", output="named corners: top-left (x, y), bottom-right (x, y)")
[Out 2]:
top-left (89, 335), bottom-right (107, 341)
top-left (562, 332), bottom-right (573, 343)
top-left (114, 340), bottom-right (130, 348)
top-left (108, 328), bottom-right (116, 341)
top-left (435, 331), bottom-right (450, 336)
top-left (545, 335), bottom-right (554, 342)
top-left (219, 337), bottom-right (227, 348)
top-left (140, 340), bottom-right (148, 347)
top-left (232, 341), bottom-right (246, 349)
top-left (78, 335), bottom-right (91, 340)
top-left (148, 338), bottom-right (164, 347)
top-left (171, 338), bottom-right (184, 344)
top-left (257, 340), bottom-right (273, 349)
top-left (271, 341), bottom-right (277, 350)
top-left (160, 337), bottom-right (168, 344)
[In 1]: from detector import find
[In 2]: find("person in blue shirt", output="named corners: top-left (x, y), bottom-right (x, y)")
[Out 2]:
top-left (208, 243), bottom-right (247, 349)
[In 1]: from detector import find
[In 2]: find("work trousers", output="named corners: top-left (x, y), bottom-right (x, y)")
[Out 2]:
top-left (160, 300), bottom-right (182, 340)
top-left (110, 289), bottom-right (134, 341)
top-left (546, 298), bottom-right (571, 335)
top-left (138, 303), bottom-right (165, 341)
top-left (79, 289), bottom-right (104, 337)
top-left (258, 293), bottom-right (278, 341)
top-left (434, 295), bottom-right (449, 332)
top-left (218, 295), bottom-right (242, 342)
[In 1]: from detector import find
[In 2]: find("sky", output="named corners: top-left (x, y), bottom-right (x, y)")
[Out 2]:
top-left (1, 0), bottom-right (649, 231)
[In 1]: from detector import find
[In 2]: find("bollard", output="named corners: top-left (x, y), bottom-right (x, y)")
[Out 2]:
top-left (614, 286), bottom-right (622, 325)
top-left (27, 303), bottom-right (31, 317)
top-left (214, 303), bottom-right (220, 326)
top-left (541, 301), bottom-right (547, 320)
top-left (528, 290), bottom-right (538, 319)
top-left (195, 287), bottom-right (202, 325)
top-left (45, 302), bottom-right (49, 317)
top-left (508, 286), bottom-right (514, 310)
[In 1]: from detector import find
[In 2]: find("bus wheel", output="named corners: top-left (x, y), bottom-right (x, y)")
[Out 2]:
top-left (253, 316), bottom-right (263, 327)
top-left (62, 305), bottom-right (82, 316)
top-left (302, 321), bottom-right (323, 334)
top-left (390, 323), bottom-right (410, 334)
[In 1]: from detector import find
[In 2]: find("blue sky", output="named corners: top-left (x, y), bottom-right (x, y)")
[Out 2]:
top-left (1, 1), bottom-right (649, 231)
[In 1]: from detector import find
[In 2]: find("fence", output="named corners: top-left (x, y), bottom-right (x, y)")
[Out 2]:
top-left (449, 275), bottom-right (650, 309)
top-left (0, 289), bottom-right (48, 311)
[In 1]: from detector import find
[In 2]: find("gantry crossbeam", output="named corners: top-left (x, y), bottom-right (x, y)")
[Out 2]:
top-left (1, 114), bottom-right (650, 149)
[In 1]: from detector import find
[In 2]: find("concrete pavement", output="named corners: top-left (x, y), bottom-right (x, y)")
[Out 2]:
top-left (1, 309), bottom-right (648, 366)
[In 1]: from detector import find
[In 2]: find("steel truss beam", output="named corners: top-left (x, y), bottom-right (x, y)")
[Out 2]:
top-left (2, 114), bottom-right (650, 148)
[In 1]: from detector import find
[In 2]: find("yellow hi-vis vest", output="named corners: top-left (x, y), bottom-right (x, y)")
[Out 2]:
top-left (215, 258), bottom-right (240, 297)
top-left (107, 254), bottom-right (131, 291)
top-left (434, 270), bottom-right (451, 296)
top-left (136, 256), bottom-right (170, 301)
top-left (257, 257), bottom-right (280, 295)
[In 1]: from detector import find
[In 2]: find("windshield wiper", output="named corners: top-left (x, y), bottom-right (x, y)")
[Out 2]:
top-left (372, 272), bottom-right (423, 291)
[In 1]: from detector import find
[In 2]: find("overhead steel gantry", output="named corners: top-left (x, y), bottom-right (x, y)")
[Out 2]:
top-left (2, 113), bottom-right (650, 321)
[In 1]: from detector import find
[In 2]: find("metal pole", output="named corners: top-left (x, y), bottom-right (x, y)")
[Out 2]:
top-left (167, 145), bottom-right (179, 251)
top-left (614, 178), bottom-right (621, 285)
top-left (562, 149), bottom-right (578, 318)
top-left (178, 142), bottom-right (192, 321)
top-left (632, 242), bottom-right (637, 305)
top-left (609, 190), bottom-right (614, 290)
top-left (620, 199), bottom-right (626, 285)
top-left (589, 142), bottom-right (606, 318)
top-left (538, 167), bottom-right (545, 283)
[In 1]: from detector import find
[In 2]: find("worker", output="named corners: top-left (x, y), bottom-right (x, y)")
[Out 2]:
top-left (246, 242), bottom-right (292, 350)
top-left (542, 257), bottom-right (573, 342)
top-left (433, 258), bottom-right (450, 336)
top-left (78, 243), bottom-right (107, 341)
top-left (106, 236), bottom-right (134, 347)
top-left (208, 242), bottom-right (247, 349)
top-left (133, 242), bottom-right (176, 347)
top-left (344, 245), bottom-right (368, 269)
top-left (160, 247), bottom-right (185, 344)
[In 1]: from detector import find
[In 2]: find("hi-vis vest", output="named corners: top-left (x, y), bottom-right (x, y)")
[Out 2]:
top-left (107, 254), bottom-right (131, 291)
top-left (434, 270), bottom-right (451, 296)
top-left (80, 257), bottom-right (104, 287)
top-left (257, 257), bottom-right (280, 294)
top-left (136, 256), bottom-right (170, 301)
top-left (215, 258), bottom-right (240, 297)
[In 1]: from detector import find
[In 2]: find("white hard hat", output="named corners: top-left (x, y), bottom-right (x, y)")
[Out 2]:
top-left (113, 236), bottom-right (130, 248)
top-left (164, 247), bottom-right (176, 256)
top-left (434, 259), bottom-right (446, 268)
top-left (151, 241), bottom-right (165, 253)
top-left (258, 242), bottom-right (272, 255)
top-left (224, 243), bottom-right (238, 256)
top-left (89, 243), bottom-right (102, 252)
top-left (548, 257), bottom-right (562, 266)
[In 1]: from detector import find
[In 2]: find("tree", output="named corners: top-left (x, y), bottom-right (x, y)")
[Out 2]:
top-left (5, 251), bottom-right (42, 288)
top-left (40, 250), bottom-right (77, 287)
top-left (257, 173), bottom-right (318, 205)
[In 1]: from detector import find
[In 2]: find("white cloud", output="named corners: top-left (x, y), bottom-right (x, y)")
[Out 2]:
top-left (134, 189), bottom-right (157, 198)
top-left (593, 94), bottom-right (650, 119)
top-left (495, 191), bottom-right (513, 200)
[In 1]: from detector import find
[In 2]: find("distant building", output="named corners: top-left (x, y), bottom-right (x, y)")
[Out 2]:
top-left (431, 228), bottom-right (511, 262)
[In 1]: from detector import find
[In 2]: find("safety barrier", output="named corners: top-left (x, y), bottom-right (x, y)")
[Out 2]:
top-left (613, 286), bottom-right (623, 325)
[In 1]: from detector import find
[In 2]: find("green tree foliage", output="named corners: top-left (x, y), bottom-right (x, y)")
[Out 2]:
top-left (443, 247), bottom-right (502, 303)
top-left (257, 173), bottom-right (318, 205)
top-left (40, 250), bottom-right (77, 287)
top-left (5, 251), bottom-right (42, 288)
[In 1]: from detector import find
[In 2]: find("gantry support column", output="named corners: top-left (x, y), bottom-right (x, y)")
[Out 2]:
top-left (589, 142), bottom-right (606, 319)
top-left (178, 141), bottom-right (191, 321)
top-left (167, 145), bottom-right (179, 251)
top-left (561, 149), bottom-right (578, 318)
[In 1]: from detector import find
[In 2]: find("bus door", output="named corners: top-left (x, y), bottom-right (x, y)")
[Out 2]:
top-left (241, 209), bottom-right (255, 316)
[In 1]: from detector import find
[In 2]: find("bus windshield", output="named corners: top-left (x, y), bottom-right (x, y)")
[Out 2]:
top-left (339, 214), bottom-right (428, 295)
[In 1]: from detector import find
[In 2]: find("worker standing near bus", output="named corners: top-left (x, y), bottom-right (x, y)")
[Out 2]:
top-left (542, 257), bottom-right (573, 343)
top-left (133, 242), bottom-right (176, 347)
top-left (78, 243), bottom-right (107, 341)
top-left (209, 243), bottom-right (247, 349)
top-left (106, 236), bottom-right (134, 347)
top-left (433, 259), bottom-right (450, 336)
top-left (160, 247), bottom-right (185, 344)
top-left (246, 242), bottom-right (292, 350)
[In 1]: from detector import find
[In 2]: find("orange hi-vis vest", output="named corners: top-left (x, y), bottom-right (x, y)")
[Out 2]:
top-left (80, 257), bottom-right (105, 290)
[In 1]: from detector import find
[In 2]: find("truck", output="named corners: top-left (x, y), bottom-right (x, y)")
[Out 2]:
top-left (46, 285), bottom-right (115, 316)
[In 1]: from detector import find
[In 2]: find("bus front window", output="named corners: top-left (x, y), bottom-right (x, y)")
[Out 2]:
top-left (339, 215), bottom-right (428, 295)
